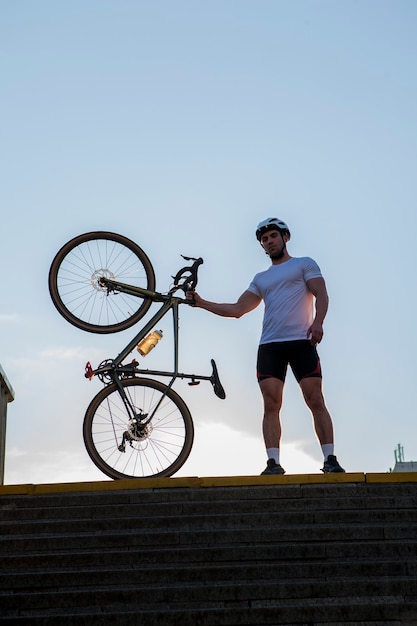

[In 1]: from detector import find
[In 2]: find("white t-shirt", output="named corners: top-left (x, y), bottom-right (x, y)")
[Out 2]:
top-left (247, 257), bottom-right (322, 344)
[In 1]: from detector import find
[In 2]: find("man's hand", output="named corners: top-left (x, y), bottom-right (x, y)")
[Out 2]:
top-left (186, 290), bottom-right (200, 306)
top-left (307, 321), bottom-right (324, 345)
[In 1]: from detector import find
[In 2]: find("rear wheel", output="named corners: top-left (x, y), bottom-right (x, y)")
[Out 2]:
top-left (48, 232), bottom-right (155, 333)
top-left (83, 378), bottom-right (194, 479)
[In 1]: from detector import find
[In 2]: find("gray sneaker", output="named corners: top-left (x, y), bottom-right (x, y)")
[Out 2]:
top-left (261, 459), bottom-right (286, 475)
top-left (322, 454), bottom-right (345, 473)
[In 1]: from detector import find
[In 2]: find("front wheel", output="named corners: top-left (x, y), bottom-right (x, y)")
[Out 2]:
top-left (48, 232), bottom-right (156, 334)
top-left (83, 378), bottom-right (194, 479)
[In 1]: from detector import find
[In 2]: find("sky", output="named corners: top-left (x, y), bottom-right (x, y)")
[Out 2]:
top-left (1, 0), bottom-right (417, 485)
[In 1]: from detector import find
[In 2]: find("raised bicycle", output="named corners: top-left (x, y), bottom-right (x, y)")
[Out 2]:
top-left (48, 231), bottom-right (225, 480)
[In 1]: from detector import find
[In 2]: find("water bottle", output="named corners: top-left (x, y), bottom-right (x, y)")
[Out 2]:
top-left (137, 330), bottom-right (163, 356)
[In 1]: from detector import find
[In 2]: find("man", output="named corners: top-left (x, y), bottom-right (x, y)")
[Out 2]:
top-left (187, 217), bottom-right (345, 475)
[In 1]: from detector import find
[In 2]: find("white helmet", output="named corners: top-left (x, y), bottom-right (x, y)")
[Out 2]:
top-left (256, 218), bottom-right (291, 241)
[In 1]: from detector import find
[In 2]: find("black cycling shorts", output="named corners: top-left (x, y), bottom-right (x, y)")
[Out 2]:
top-left (257, 339), bottom-right (322, 383)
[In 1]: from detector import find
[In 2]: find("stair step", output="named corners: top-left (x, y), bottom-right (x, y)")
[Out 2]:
top-left (2, 507), bottom-right (417, 533)
top-left (2, 523), bottom-right (417, 557)
top-left (2, 596), bottom-right (417, 625)
top-left (1, 482), bottom-right (417, 510)
top-left (2, 538), bottom-right (417, 570)
top-left (2, 576), bottom-right (417, 609)
top-left (0, 558), bottom-right (412, 589)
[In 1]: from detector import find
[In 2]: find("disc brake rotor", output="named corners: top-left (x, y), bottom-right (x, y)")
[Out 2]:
top-left (91, 268), bottom-right (115, 291)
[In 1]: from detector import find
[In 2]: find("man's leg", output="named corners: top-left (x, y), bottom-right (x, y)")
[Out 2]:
top-left (299, 376), bottom-right (345, 472)
top-left (259, 376), bottom-right (284, 448)
top-left (259, 377), bottom-right (286, 474)
top-left (299, 376), bottom-right (334, 445)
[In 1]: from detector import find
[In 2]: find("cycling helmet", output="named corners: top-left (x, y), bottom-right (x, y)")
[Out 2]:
top-left (256, 218), bottom-right (291, 241)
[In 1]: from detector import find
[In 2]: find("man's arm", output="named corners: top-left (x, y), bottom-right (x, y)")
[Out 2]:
top-left (187, 289), bottom-right (261, 318)
top-left (306, 277), bottom-right (329, 345)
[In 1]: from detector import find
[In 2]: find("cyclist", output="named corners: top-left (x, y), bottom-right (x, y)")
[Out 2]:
top-left (187, 217), bottom-right (345, 475)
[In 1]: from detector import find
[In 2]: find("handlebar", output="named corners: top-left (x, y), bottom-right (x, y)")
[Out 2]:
top-left (170, 256), bottom-right (203, 295)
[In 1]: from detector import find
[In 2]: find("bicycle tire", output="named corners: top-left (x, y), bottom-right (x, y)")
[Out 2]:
top-left (83, 378), bottom-right (194, 479)
top-left (48, 232), bottom-right (156, 333)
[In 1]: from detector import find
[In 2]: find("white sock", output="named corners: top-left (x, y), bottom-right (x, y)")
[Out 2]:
top-left (266, 447), bottom-right (280, 464)
top-left (321, 443), bottom-right (334, 461)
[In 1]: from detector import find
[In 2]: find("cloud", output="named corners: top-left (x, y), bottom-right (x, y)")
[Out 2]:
top-left (40, 346), bottom-right (103, 361)
top-left (5, 447), bottom-right (104, 485)
top-left (177, 422), bottom-right (319, 477)
top-left (0, 314), bottom-right (19, 322)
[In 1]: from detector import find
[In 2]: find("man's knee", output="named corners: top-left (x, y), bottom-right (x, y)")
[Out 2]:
top-left (300, 379), bottom-right (325, 410)
top-left (260, 378), bottom-right (284, 406)
top-left (304, 392), bottom-right (326, 413)
top-left (262, 390), bottom-right (282, 414)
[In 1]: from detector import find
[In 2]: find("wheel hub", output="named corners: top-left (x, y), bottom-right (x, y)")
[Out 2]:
top-left (91, 268), bottom-right (115, 291)
top-left (127, 417), bottom-right (153, 442)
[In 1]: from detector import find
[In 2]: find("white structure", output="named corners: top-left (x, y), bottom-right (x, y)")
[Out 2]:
top-left (0, 364), bottom-right (14, 484)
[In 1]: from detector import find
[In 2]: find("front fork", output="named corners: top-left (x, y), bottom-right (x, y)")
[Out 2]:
top-left (114, 371), bottom-right (178, 453)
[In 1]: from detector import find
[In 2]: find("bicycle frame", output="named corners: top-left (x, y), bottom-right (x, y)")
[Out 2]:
top-left (87, 277), bottom-right (222, 414)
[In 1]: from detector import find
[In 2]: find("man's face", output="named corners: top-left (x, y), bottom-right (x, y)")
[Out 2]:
top-left (260, 229), bottom-right (287, 258)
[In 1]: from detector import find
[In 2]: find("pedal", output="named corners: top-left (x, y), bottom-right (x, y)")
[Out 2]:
top-left (85, 361), bottom-right (94, 381)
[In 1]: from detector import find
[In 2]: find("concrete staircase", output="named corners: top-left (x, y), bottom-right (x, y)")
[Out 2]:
top-left (1, 474), bottom-right (417, 625)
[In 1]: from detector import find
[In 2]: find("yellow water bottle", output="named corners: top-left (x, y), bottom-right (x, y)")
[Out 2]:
top-left (137, 330), bottom-right (163, 356)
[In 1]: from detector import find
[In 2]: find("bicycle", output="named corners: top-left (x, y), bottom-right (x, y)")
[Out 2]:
top-left (48, 231), bottom-right (225, 480)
